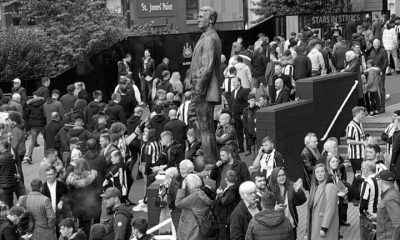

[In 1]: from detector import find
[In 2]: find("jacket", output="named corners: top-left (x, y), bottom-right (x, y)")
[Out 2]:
top-left (0, 151), bottom-right (16, 189)
top-left (382, 28), bottom-right (398, 51)
top-left (43, 98), bottom-right (65, 124)
top-left (41, 180), bottom-right (68, 208)
top-left (216, 124), bottom-right (238, 150)
top-left (119, 94), bottom-right (135, 118)
top-left (390, 130), bottom-right (400, 179)
top-left (230, 200), bottom-right (261, 240)
top-left (159, 141), bottom-right (184, 170)
top-left (139, 57), bottom-right (155, 78)
top-left (18, 192), bottom-right (56, 240)
top-left (11, 124), bottom-right (26, 156)
top-left (214, 184), bottom-right (241, 224)
top-left (332, 45), bottom-right (348, 70)
top-left (274, 86), bottom-right (290, 105)
top-left (293, 54), bottom-right (312, 80)
top-left (44, 120), bottom-right (63, 150)
top-left (85, 100), bottom-right (101, 128)
top-left (148, 114), bottom-right (168, 138)
top-left (245, 209), bottom-right (293, 240)
top-left (243, 106), bottom-right (259, 136)
top-left (185, 139), bottom-right (201, 161)
top-left (344, 58), bottom-right (363, 99)
top-left (376, 187), bottom-right (400, 240)
top-left (67, 127), bottom-right (98, 153)
top-left (126, 115), bottom-right (141, 135)
top-left (370, 46), bottom-right (388, 73)
top-left (164, 119), bottom-right (187, 146)
top-left (365, 67), bottom-right (381, 92)
top-left (105, 101), bottom-right (126, 124)
top-left (84, 150), bottom-right (107, 192)
top-left (301, 147), bottom-right (318, 190)
top-left (0, 217), bottom-right (19, 240)
top-left (175, 188), bottom-right (212, 240)
top-left (25, 98), bottom-right (46, 128)
top-left (231, 87), bottom-right (250, 114)
top-left (210, 159), bottom-right (250, 188)
top-left (11, 86), bottom-right (27, 107)
top-left (235, 63), bottom-right (252, 89)
top-left (54, 125), bottom-right (73, 152)
top-left (60, 93), bottom-right (77, 113)
top-left (252, 52), bottom-right (268, 77)
top-left (36, 85), bottom-right (49, 100)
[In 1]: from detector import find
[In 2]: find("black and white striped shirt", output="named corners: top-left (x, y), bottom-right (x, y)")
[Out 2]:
top-left (346, 120), bottom-right (365, 159)
top-left (360, 175), bottom-right (379, 214)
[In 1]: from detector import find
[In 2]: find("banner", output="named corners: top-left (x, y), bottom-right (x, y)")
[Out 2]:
top-left (137, 0), bottom-right (177, 18)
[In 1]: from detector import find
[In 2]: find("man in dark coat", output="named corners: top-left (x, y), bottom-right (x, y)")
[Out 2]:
top-left (44, 112), bottom-right (63, 151)
top-left (154, 57), bottom-right (169, 81)
top-left (67, 118), bottom-right (98, 153)
top-left (332, 40), bottom-right (349, 72)
top-left (127, 107), bottom-right (143, 135)
top-left (43, 90), bottom-right (65, 124)
top-left (11, 78), bottom-right (27, 108)
top-left (293, 46), bottom-right (312, 80)
top-left (243, 94), bottom-right (259, 156)
top-left (118, 53), bottom-right (132, 80)
top-left (105, 93), bottom-right (126, 125)
top-left (0, 139), bottom-right (17, 207)
top-left (36, 77), bottom-right (51, 100)
top-left (158, 131), bottom-right (185, 170)
top-left (0, 206), bottom-right (25, 240)
top-left (148, 104), bottom-right (168, 138)
top-left (60, 84), bottom-right (77, 113)
top-left (252, 47), bottom-right (268, 88)
top-left (390, 117), bottom-right (400, 187)
top-left (85, 90), bottom-right (102, 130)
top-left (230, 181), bottom-right (261, 240)
top-left (274, 78), bottom-right (290, 105)
top-left (231, 78), bottom-right (249, 152)
top-left (118, 85), bottom-right (135, 119)
top-left (271, 65), bottom-right (292, 104)
top-left (369, 39), bottom-right (388, 113)
top-left (164, 109), bottom-right (187, 146)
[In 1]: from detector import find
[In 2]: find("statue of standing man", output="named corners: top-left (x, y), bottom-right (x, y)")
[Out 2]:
top-left (189, 6), bottom-right (222, 164)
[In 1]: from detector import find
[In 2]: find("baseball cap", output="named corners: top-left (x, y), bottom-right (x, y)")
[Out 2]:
top-left (12, 78), bottom-right (21, 83)
top-left (378, 170), bottom-right (396, 182)
top-left (100, 187), bottom-right (121, 199)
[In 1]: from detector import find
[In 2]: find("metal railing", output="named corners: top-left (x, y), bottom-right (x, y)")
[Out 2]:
top-left (321, 80), bottom-right (359, 141)
top-left (142, 218), bottom-right (176, 240)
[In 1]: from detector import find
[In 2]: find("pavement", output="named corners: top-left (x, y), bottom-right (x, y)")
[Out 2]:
top-left (20, 73), bottom-right (400, 236)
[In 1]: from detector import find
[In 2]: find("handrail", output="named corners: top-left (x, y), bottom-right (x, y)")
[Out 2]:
top-left (321, 80), bottom-right (359, 141)
top-left (145, 218), bottom-right (176, 240)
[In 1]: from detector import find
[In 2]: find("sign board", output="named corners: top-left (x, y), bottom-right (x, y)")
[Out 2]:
top-left (137, 0), bottom-right (177, 18)
top-left (300, 13), bottom-right (366, 28)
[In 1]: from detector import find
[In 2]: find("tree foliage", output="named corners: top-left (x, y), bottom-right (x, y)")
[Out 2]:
top-left (0, 0), bottom-right (176, 81)
top-left (252, 0), bottom-right (352, 19)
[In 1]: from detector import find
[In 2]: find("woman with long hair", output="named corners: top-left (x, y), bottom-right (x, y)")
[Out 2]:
top-left (326, 153), bottom-right (350, 228)
top-left (268, 167), bottom-right (307, 239)
top-left (307, 163), bottom-right (339, 240)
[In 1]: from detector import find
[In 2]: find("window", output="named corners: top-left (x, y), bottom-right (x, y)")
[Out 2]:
top-left (186, 0), bottom-right (198, 21)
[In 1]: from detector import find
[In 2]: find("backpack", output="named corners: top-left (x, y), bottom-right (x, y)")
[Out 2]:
top-left (191, 205), bottom-right (219, 238)
top-left (114, 207), bottom-right (133, 240)
top-left (18, 195), bottom-right (35, 236)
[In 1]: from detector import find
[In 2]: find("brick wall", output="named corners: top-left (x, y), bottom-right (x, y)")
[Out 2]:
top-left (256, 72), bottom-right (358, 181)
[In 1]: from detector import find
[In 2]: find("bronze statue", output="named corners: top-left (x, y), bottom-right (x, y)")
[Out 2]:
top-left (189, 6), bottom-right (222, 164)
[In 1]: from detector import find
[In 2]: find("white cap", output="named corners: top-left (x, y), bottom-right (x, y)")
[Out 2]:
top-left (12, 78), bottom-right (21, 83)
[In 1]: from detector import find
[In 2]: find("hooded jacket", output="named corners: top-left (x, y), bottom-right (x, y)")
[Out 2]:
top-left (11, 124), bottom-right (26, 156)
top-left (54, 124), bottom-right (74, 152)
top-left (245, 209), bottom-right (293, 240)
top-left (43, 98), bottom-right (65, 124)
top-left (25, 98), bottom-right (46, 128)
top-left (67, 127), bottom-right (98, 153)
top-left (85, 100), bottom-right (101, 128)
top-left (105, 101), bottom-right (126, 124)
top-left (148, 114), bottom-right (168, 138)
top-left (0, 151), bottom-right (16, 189)
top-left (127, 115), bottom-right (141, 135)
top-left (234, 62), bottom-right (252, 89)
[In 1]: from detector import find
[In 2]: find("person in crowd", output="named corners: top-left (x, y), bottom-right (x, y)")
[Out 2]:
top-left (65, 159), bottom-right (98, 237)
top-left (372, 14), bottom-right (382, 40)
top-left (0, 138), bottom-right (18, 207)
top-left (301, 132), bottom-right (320, 190)
top-left (382, 21), bottom-right (399, 74)
top-left (274, 78), bottom-right (290, 105)
top-left (252, 47), bottom-right (268, 92)
top-left (307, 40), bottom-right (326, 76)
top-left (231, 77), bottom-right (249, 152)
top-left (154, 57), bottom-right (169, 81)
top-left (307, 163), bottom-right (339, 240)
top-left (214, 170), bottom-right (240, 239)
top-left (85, 90), bottom-right (102, 129)
top-left (293, 46), bottom-right (312, 81)
top-left (103, 150), bottom-right (129, 203)
top-left (177, 91), bottom-right (192, 125)
top-left (39, 148), bottom-right (64, 182)
top-left (325, 153), bottom-right (350, 229)
top-left (36, 77), bottom-right (51, 100)
top-left (164, 109), bottom-right (187, 146)
top-left (374, 170), bottom-right (400, 240)
top-left (169, 72), bottom-right (183, 100)
top-left (358, 161), bottom-right (379, 239)
top-left (390, 115), bottom-right (400, 187)
top-left (148, 104), bottom-right (168, 138)
top-left (230, 181), bottom-right (261, 240)
top-left (252, 136), bottom-right (284, 179)
top-left (159, 131), bottom-right (184, 169)
top-left (8, 111), bottom-right (26, 185)
top-left (9, 93), bottom-right (23, 116)
top-left (245, 191), bottom-right (294, 240)
top-left (210, 146), bottom-right (250, 189)
top-left (252, 172), bottom-right (267, 197)
top-left (239, 45), bottom-right (254, 69)
top-left (222, 67), bottom-right (237, 110)
top-left (342, 50), bottom-right (364, 105)
top-left (243, 93), bottom-right (259, 156)
top-left (0, 206), bottom-right (25, 240)
top-left (67, 118), bottom-right (98, 154)
top-left (215, 112), bottom-right (238, 152)
top-left (43, 90), bottom-right (65, 124)
top-left (185, 128), bottom-right (201, 161)
top-left (101, 187), bottom-right (132, 240)
top-left (139, 49), bottom-right (155, 104)
top-left (88, 224), bottom-right (107, 240)
top-left (167, 160), bottom-right (194, 231)
top-left (332, 40), bottom-right (349, 72)
top-left (18, 179), bottom-right (57, 240)
top-left (346, 106), bottom-right (366, 175)
top-left (268, 167), bottom-right (306, 239)
top-left (44, 112), bottom-right (63, 151)
top-left (24, 90), bottom-right (46, 164)
top-left (369, 39), bottom-right (388, 113)
top-left (265, 51), bottom-right (281, 101)
top-left (231, 36), bottom-right (243, 57)
top-left (59, 218), bottom-right (86, 240)
top-left (60, 84), bottom-right (77, 113)
top-left (381, 110), bottom-right (400, 156)
top-left (156, 70), bottom-right (173, 94)
top-left (118, 53), bottom-right (132, 80)
top-left (131, 217), bottom-right (156, 240)
top-left (175, 173), bottom-right (212, 240)
top-left (11, 78), bottom-right (27, 108)
top-left (365, 144), bottom-right (387, 173)
top-left (363, 59), bottom-right (381, 116)
top-left (234, 56), bottom-right (252, 90)
top-left (118, 85), bottom-right (135, 119)
top-left (157, 167), bottom-right (178, 234)
top-left (105, 93), bottom-right (126, 125)
top-left (271, 64), bottom-right (292, 102)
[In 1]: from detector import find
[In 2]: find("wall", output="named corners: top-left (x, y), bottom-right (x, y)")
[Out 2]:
top-left (351, 0), bottom-right (383, 11)
top-left (256, 73), bottom-right (358, 181)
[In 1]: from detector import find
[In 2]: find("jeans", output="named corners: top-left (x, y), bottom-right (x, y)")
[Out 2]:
top-left (350, 158), bottom-right (363, 175)
top-left (387, 49), bottom-right (400, 71)
top-left (27, 127), bottom-right (44, 157)
top-left (368, 91), bottom-right (380, 113)
top-left (233, 113), bottom-right (244, 150)
top-left (140, 77), bottom-right (153, 103)
top-left (379, 73), bottom-right (386, 111)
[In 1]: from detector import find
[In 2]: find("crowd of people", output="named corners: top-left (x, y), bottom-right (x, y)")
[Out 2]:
top-left (0, 11), bottom-right (399, 240)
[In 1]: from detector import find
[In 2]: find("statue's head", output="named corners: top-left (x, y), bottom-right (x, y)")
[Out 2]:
top-left (198, 6), bottom-right (217, 31)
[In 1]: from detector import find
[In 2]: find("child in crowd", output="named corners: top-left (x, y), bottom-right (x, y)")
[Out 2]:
top-left (131, 217), bottom-right (155, 240)
top-left (363, 59), bottom-right (381, 116)
top-left (103, 150), bottom-right (129, 203)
